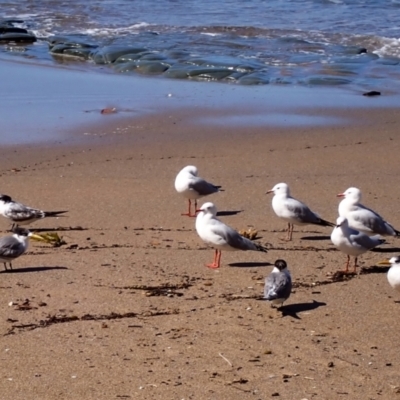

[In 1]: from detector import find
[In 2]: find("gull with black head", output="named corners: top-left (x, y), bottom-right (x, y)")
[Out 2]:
top-left (0, 194), bottom-right (67, 228)
top-left (264, 259), bottom-right (292, 308)
top-left (0, 227), bottom-right (33, 270)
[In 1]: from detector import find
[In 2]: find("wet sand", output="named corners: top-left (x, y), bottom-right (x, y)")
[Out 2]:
top-left (1, 61), bottom-right (400, 399)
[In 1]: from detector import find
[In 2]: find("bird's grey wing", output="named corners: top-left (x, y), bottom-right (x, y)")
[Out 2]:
top-left (286, 199), bottom-right (320, 224)
top-left (264, 272), bottom-right (292, 300)
top-left (213, 223), bottom-right (256, 250)
top-left (189, 177), bottom-right (220, 196)
top-left (5, 202), bottom-right (44, 222)
top-left (352, 207), bottom-right (395, 235)
top-left (0, 237), bottom-right (25, 259)
top-left (350, 231), bottom-right (382, 250)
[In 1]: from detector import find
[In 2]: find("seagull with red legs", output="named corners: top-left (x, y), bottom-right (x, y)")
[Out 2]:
top-left (330, 216), bottom-right (385, 274)
top-left (174, 166), bottom-right (222, 217)
top-left (195, 202), bottom-right (268, 269)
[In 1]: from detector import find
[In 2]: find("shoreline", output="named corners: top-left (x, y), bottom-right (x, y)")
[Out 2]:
top-left (1, 56), bottom-right (400, 148)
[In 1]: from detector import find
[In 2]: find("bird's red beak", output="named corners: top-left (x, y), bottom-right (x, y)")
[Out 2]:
top-left (266, 189), bottom-right (273, 194)
top-left (195, 209), bottom-right (202, 213)
top-left (337, 193), bottom-right (345, 198)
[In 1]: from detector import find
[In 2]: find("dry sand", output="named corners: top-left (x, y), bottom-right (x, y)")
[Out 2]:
top-left (1, 103), bottom-right (400, 400)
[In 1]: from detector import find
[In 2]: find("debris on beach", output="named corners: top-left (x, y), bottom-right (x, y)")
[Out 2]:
top-left (239, 227), bottom-right (258, 240)
top-left (100, 107), bottom-right (117, 114)
top-left (30, 232), bottom-right (66, 247)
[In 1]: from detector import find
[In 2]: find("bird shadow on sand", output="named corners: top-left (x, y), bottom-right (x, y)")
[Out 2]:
top-left (279, 300), bottom-right (327, 319)
top-left (216, 210), bottom-right (243, 217)
top-left (370, 246), bottom-right (400, 253)
top-left (300, 235), bottom-right (331, 241)
top-left (0, 266), bottom-right (68, 274)
top-left (31, 227), bottom-right (87, 232)
top-left (228, 261), bottom-right (273, 268)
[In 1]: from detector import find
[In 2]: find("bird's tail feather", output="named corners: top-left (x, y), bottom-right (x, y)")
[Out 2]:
top-left (318, 218), bottom-right (335, 228)
top-left (43, 211), bottom-right (68, 218)
top-left (254, 242), bottom-right (268, 253)
top-left (395, 229), bottom-right (400, 237)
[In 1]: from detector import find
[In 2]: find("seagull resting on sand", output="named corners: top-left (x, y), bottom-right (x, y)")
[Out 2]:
top-left (330, 216), bottom-right (385, 273)
top-left (337, 187), bottom-right (400, 237)
top-left (175, 166), bottom-right (222, 217)
top-left (266, 183), bottom-right (334, 241)
top-left (264, 259), bottom-right (292, 308)
top-left (377, 256), bottom-right (400, 293)
top-left (195, 202), bottom-right (268, 268)
top-left (0, 194), bottom-right (68, 227)
top-left (0, 227), bottom-right (33, 270)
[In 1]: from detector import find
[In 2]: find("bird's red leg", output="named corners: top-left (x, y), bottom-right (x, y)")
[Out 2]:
top-left (207, 249), bottom-right (220, 269)
top-left (289, 223), bottom-right (294, 241)
top-left (181, 199), bottom-right (192, 216)
top-left (343, 255), bottom-right (350, 273)
top-left (353, 257), bottom-right (358, 273)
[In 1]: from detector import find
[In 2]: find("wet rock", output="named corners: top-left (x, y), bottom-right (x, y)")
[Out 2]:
top-left (239, 73), bottom-right (270, 85)
top-left (0, 32), bottom-right (36, 43)
top-left (91, 46), bottom-right (149, 64)
top-left (363, 91), bottom-right (381, 96)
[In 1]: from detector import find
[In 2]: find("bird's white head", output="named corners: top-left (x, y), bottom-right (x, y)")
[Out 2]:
top-left (197, 202), bottom-right (217, 217)
top-left (181, 165), bottom-right (198, 176)
top-left (266, 182), bottom-right (290, 196)
top-left (12, 227), bottom-right (32, 240)
top-left (389, 256), bottom-right (400, 265)
top-left (335, 216), bottom-right (348, 228)
top-left (337, 187), bottom-right (362, 203)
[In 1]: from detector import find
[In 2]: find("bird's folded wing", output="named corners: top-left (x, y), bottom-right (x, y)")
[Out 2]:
top-left (189, 178), bottom-right (219, 196)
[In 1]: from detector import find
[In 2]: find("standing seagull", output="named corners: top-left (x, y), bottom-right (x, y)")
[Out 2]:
top-left (337, 187), bottom-right (400, 237)
top-left (266, 183), bottom-right (334, 241)
top-left (377, 257), bottom-right (400, 293)
top-left (331, 216), bottom-right (385, 273)
top-left (175, 166), bottom-right (222, 217)
top-left (0, 194), bottom-right (68, 227)
top-left (0, 227), bottom-right (32, 270)
top-left (264, 259), bottom-right (292, 308)
top-left (195, 202), bottom-right (268, 268)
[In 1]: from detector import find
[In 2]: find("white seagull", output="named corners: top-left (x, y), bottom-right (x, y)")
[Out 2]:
top-left (264, 259), bottom-right (292, 308)
top-left (377, 256), bottom-right (400, 293)
top-left (175, 166), bottom-right (222, 217)
top-left (0, 194), bottom-right (68, 227)
top-left (337, 187), bottom-right (400, 237)
top-left (330, 216), bottom-right (385, 273)
top-left (195, 202), bottom-right (268, 268)
top-left (0, 227), bottom-right (33, 270)
top-left (266, 183), bottom-right (334, 241)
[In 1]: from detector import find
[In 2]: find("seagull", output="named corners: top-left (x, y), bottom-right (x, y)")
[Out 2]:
top-left (377, 257), bottom-right (400, 293)
top-left (330, 216), bottom-right (385, 273)
top-left (0, 194), bottom-right (68, 227)
top-left (266, 183), bottom-right (335, 241)
top-left (337, 187), bottom-right (400, 237)
top-left (0, 227), bottom-right (33, 270)
top-left (175, 166), bottom-right (222, 217)
top-left (264, 259), bottom-right (292, 308)
top-left (195, 202), bottom-right (268, 268)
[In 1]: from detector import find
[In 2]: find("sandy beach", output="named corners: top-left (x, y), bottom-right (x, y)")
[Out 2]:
top-left (1, 59), bottom-right (400, 399)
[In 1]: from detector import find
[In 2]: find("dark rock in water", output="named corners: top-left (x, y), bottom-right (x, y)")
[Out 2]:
top-left (114, 52), bottom-right (152, 63)
top-left (0, 32), bottom-right (36, 43)
top-left (163, 65), bottom-right (191, 79)
top-left (0, 26), bottom-right (28, 34)
top-left (188, 67), bottom-right (233, 80)
top-left (135, 61), bottom-right (170, 74)
top-left (91, 46), bottom-right (148, 64)
top-left (47, 36), bottom-right (97, 49)
top-left (62, 47), bottom-right (93, 60)
top-left (358, 48), bottom-right (368, 54)
top-left (114, 60), bottom-right (170, 74)
top-left (140, 53), bottom-right (168, 61)
top-left (238, 73), bottom-right (269, 85)
top-left (363, 91), bottom-right (381, 97)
